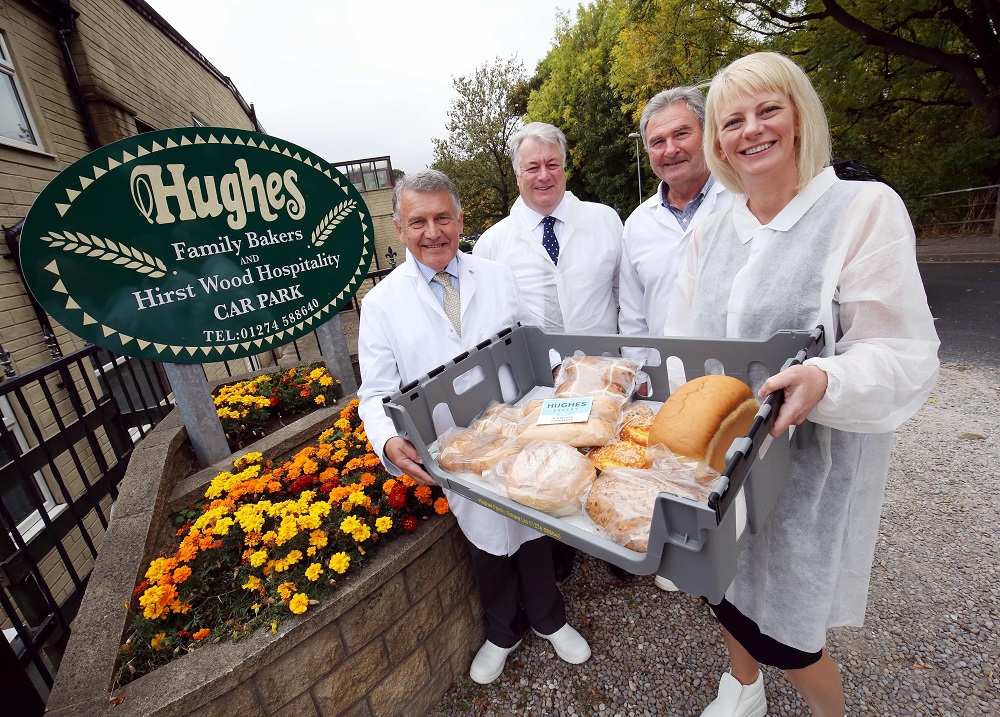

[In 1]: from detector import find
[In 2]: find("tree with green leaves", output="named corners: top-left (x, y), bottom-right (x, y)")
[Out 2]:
top-left (431, 56), bottom-right (526, 235)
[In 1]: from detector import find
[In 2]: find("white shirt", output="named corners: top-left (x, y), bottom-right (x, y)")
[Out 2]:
top-left (474, 191), bottom-right (623, 334)
top-left (667, 167), bottom-right (940, 650)
top-left (357, 253), bottom-right (543, 556)
top-left (619, 178), bottom-right (732, 340)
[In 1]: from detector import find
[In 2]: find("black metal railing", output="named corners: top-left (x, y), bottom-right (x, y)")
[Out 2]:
top-left (0, 344), bottom-right (171, 713)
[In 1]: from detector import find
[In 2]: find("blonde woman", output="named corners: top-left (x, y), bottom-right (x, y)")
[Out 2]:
top-left (666, 53), bottom-right (939, 716)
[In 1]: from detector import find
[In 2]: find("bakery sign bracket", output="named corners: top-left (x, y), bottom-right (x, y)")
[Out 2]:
top-left (382, 324), bottom-right (826, 603)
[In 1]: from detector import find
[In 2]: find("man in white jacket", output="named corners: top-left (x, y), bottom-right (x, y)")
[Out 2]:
top-left (619, 87), bottom-right (733, 346)
top-left (473, 122), bottom-right (623, 335)
top-left (358, 169), bottom-right (591, 685)
top-left (474, 122), bottom-right (623, 580)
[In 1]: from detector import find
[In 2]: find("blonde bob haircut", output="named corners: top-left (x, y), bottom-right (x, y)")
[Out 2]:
top-left (705, 52), bottom-right (831, 194)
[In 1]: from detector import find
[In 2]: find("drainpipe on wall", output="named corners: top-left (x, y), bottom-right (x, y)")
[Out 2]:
top-left (51, 3), bottom-right (100, 151)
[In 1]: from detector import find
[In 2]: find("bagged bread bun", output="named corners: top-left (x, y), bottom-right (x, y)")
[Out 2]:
top-left (648, 375), bottom-right (759, 474)
top-left (469, 402), bottom-right (523, 437)
top-left (496, 440), bottom-right (596, 516)
top-left (588, 441), bottom-right (648, 471)
top-left (619, 410), bottom-right (654, 446)
top-left (516, 398), bottom-right (616, 447)
top-left (437, 428), bottom-right (524, 475)
top-left (553, 356), bottom-right (642, 402)
top-left (585, 458), bottom-right (717, 552)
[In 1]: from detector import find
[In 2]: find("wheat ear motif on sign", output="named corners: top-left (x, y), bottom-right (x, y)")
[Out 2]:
top-left (311, 200), bottom-right (357, 247)
top-left (42, 231), bottom-right (167, 278)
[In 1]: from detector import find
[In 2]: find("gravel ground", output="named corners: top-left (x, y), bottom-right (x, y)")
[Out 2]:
top-left (427, 364), bottom-right (1000, 717)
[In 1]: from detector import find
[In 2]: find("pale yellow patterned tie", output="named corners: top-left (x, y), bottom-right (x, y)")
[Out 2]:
top-left (432, 271), bottom-right (461, 337)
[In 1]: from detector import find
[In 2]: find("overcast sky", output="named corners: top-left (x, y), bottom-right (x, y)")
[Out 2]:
top-left (147, 0), bottom-right (571, 173)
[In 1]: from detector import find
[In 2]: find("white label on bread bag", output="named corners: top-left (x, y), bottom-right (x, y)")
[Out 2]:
top-left (536, 397), bottom-right (593, 425)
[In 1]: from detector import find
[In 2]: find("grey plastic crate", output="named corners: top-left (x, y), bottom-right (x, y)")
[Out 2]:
top-left (383, 325), bottom-right (824, 602)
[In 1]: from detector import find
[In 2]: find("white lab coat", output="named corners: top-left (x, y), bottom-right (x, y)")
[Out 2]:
top-left (667, 167), bottom-right (940, 651)
top-left (473, 192), bottom-right (623, 334)
top-left (618, 179), bottom-right (732, 339)
top-left (357, 253), bottom-right (543, 556)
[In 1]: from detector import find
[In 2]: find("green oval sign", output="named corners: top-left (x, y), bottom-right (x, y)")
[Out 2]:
top-left (21, 128), bottom-right (374, 363)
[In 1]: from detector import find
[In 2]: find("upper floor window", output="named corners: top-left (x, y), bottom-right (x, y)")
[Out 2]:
top-left (0, 33), bottom-right (41, 150)
top-left (331, 157), bottom-right (394, 193)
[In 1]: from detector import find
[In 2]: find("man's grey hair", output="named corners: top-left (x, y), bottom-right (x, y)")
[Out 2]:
top-left (639, 87), bottom-right (707, 148)
top-left (508, 122), bottom-right (567, 174)
top-left (392, 169), bottom-right (462, 222)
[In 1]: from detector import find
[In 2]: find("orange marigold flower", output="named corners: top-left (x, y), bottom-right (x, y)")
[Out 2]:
top-left (399, 474), bottom-right (416, 487)
top-left (359, 472), bottom-right (376, 487)
top-left (172, 566), bottom-right (192, 584)
top-left (434, 497), bottom-right (450, 515)
top-left (382, 479), bottom-right (397, 495)
top-left (414, 486), bottom-right (432, 504)
top-left (192, 628), bottom-right (211, 641)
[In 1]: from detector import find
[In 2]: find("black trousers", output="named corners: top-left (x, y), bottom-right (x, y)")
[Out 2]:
top-left (466, 536), bottom-right (567, 648)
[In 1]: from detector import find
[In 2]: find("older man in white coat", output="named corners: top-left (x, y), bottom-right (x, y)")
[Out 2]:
top-left (619, 87), bottom-right (733, 347)
top-left (358, 169), bottom-right (591, 685)
top-left (473, 122), bottom-right (623, 335)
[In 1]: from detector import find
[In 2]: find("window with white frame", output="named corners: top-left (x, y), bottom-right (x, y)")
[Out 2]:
top-left (0, 33), bottom-right (41, 150)
top-left (0, 395), bottom-right (59, 541)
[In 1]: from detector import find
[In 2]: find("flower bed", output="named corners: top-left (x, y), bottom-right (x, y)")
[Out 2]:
top-left (117, 398), bottom-right (449, 685)
top-left (214, 363), bottom-right (343, 448)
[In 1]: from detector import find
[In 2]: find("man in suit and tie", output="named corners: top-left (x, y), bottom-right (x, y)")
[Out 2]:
top-left (358, 169), bottom-right (591, 685)
top-left (473, 122), bottom-right (624, 580)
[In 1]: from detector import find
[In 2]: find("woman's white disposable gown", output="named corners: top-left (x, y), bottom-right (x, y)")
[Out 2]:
top-left (666, 167), bottom-right (940, 651)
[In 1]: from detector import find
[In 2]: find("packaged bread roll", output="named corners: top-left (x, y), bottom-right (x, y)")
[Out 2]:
top-left (437, 428), bottom-right (524, 475)
top-left (553, 355), bottom-right (643, 404)
top-left (585, 455), bottom-right (719, 552)
top-left (648, 375), bottom-right (759, 474)
top-left (618, 407), bottom-right (654, 446)
top-left (469, 402), bottom-right (523, 437)
top-left (492, 440), bottom-right (596, 516)
top-left (588, 440), bottom-right (649, 471)
top-left (515, 398), bottom-right (617, 447)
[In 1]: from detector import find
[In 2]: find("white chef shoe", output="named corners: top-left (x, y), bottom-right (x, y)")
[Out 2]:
top-left (469, 639), bottom-right (521, 684)
top-left (531, 623), bottom-right (592, 664)
top-left (701, 670), bottom-right (767, 717)
top-left (654, 575), bottom-right (679, 592)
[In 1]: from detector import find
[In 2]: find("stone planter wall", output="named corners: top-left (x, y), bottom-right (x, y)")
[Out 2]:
top-left (45, 396), bottom-right (483, 717)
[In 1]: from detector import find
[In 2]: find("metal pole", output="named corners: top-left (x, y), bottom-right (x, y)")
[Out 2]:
top-left (314, 312), bottom-right (358, 395)
top-left (628, 132), bottom-right (642, 204)
top-left (993, 186), bottom-right (1000, 238)
top-left (162, 363), bottom-right (231, 467)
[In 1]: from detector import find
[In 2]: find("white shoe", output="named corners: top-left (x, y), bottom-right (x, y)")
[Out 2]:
top-left (654, 575), bottom-right (679, 592)
top-left (531, 623), bottom-right (591, 664)
top-left (469, 639), bottom-right (521, 684)
top-left (701, 671), bottom-right (767, 717)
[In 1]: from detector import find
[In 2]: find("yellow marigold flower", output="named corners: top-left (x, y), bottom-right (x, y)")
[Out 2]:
top-left (284, 549), bottom-right (303, 566)
top-left (289, 593), bottom-right (309, 614)
top-left (150, 632), bottom-right (166, 650)
top-left (375, 516), bottom-right (392, 533)
top-left (307, 546), bottom-right (317, 556)
top-left (298, 513), bottom-right (321, 531)
top-left (340, 515), bottom-right (362, 535)
top-left (249, 551), bottom-right (268, 569)
top-left (308, 530), bottom-right (328, 549)
top-left (277, 581), bottom-right (296, 600)
top-left (334, 439), bottom-right (347, 450)
top-left (382, 479), bottom-right (397, 495)
top-left (318, 427), bottom-right (336, 443)
top-left (314, 395), bottom-right (326, 405)
top-left (242, 575), bottom-right (261, 591)
top-left (193, 628), bottom-right (211, 641)
top-left (213, 517), bottom-right (234, 535)
top-left (319, 375), bottom-right (333, 387)
top-left (309, 367), bottom-right (326, 380)
top-left (348, 490), bottom-right (368, 506)
top-left (305, 563), bottom-right (323, 581)
top-left (328, 552), bottom-right (350, 574)
top-left (309, 501), bottom-right (331, 519)
top-left (434, 497), bottom-right (450, 514)
top-left (353, 524), bottom-right (371, 542)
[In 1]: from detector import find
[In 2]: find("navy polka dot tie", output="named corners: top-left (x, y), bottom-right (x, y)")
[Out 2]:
top-left (541, 216), bottom-right (559, 265)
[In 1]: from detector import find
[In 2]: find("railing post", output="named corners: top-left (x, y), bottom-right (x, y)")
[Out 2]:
top-left (993, 187), bottom-right (1000, 238)
top-left (0, 634), bottom-right (44, 717)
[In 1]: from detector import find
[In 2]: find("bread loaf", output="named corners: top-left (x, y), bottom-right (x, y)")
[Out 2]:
top-left (470, 402), bottom-right (523, 437)
top-left (647, 375), bottom-right (759, 474)
top-left (500, 440), bottom-right (596, 516)
top-left (516, 398), bottom-right (617, 447)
